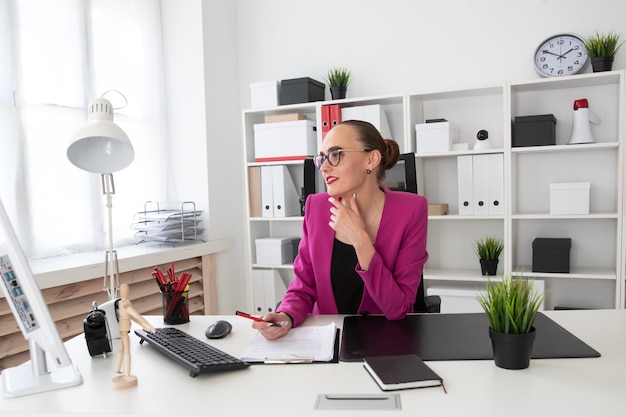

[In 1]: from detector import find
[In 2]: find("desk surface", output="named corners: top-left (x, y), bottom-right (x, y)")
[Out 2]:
top-left (1, 310), bottom-right (625, 417)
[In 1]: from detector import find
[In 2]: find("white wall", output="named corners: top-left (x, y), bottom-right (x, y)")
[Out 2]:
top-left (161, 0), bottom-right (245, 315)
top-left (163, 0), bottom-right (626, 313)
top-left (236, 0), bottom-right (626, 102)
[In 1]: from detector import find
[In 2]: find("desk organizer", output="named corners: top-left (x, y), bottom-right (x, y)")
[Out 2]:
top-left (132, 201), bottom-right (203, 244)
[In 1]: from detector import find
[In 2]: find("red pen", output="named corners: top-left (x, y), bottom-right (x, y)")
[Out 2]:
top-left (236, 310), bottom-right (282, 327)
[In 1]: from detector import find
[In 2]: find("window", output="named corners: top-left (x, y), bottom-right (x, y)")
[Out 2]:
top-left (0, 0), bottom-right (167, 258)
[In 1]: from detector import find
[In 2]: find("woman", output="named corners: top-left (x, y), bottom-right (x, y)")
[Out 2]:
top-left (253, 120), bottom-right (428, 340)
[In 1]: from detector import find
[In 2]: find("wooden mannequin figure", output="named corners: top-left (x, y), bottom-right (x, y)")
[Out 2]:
top-left (112, 283), bottom-right (156, 390)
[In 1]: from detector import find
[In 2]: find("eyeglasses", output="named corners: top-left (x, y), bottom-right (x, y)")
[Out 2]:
top-left (313, 148), bottom-right (371, 169)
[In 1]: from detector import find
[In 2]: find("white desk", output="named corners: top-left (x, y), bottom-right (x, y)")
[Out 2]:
top-left (1, 310), bottom-right (625, 417)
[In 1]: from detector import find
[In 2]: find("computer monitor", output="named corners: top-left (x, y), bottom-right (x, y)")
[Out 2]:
top-left (0, 198), bottom-right (82, 397)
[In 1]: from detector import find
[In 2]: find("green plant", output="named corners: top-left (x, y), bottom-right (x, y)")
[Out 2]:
top-left (583, 31), bottom-right (624, 58)
top-left (326, 67), bottom-right (351, 87)
top-left (473, 236), bottom-right (504, 260)
top-left (476, 276), bottom-right (550, 334)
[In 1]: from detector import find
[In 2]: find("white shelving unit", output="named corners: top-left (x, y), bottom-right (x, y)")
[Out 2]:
top-left (241, 72), bottom-right (625, 312)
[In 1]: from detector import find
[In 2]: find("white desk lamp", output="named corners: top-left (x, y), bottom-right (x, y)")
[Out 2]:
top-left (67, 93), bottom-right (134, 307)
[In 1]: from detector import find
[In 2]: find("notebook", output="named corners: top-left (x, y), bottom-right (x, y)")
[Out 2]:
top-left (363, 354), bottom-right (446, 392)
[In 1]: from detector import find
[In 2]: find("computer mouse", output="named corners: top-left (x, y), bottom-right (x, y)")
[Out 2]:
top-left (205, 320), bottom-right (232, 339)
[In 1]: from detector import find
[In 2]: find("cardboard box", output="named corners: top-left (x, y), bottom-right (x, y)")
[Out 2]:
top-left (250, 80), bottom-right (280, 109)
top-left (550, 182), bottom-right (590, 215)
top-left (253, 120), bottom-right (317, 162)
top-left (428, 204), bottom-right (448, 215)
top-left (415, 122), bottom-right (459, 154)
top-left (265, 113), bottom-right (308, 123)
top-left (532, 238), bottom-right (571, 273)
top-left (513, 114), bottom-right (556, 147)
top-left (255, 237), bottom-right (297, 265)
top-left (280, 77), bottom-right (325, 105)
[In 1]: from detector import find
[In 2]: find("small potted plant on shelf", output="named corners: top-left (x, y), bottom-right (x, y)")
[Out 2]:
top-left (476, 275), bottom-right (550, 369)
top-left (473, 236), bottom-right (504, 276)
top-left (583, 31), bottom-right (624, 72)
top-left (326, 67), bottom-right (351, 100)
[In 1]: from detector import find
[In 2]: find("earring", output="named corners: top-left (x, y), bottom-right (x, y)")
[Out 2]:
top-left (366, 168), bottom-right (372, 174)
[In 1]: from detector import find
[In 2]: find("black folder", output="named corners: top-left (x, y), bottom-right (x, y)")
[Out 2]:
top-left (339, 312), bottom-right (600, 362)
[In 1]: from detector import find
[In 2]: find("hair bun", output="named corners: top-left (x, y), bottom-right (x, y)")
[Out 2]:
top-left (384, 139), bottom-right (400, 170)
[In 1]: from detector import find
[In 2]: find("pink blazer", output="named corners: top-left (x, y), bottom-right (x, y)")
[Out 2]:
top-left (278, 189), bottom-right (429, 327)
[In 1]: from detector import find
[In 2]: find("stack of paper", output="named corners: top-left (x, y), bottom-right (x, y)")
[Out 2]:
top-left (240, 323), bottom-right (336, 363)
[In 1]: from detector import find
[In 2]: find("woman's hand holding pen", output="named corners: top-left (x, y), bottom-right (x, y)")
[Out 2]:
top-left (252, 312), bottom-right (292, 340)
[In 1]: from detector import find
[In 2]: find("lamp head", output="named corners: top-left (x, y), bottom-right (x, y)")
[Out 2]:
top-left (67, 97), bottom-right (134, 173)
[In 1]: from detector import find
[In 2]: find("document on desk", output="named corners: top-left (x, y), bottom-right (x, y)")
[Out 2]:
top-left (240, 323), bottom-right (337, 363)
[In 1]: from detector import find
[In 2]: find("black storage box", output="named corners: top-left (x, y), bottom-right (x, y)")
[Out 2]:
top-left (532, 238), bottom-right (571, 273)
top-left (280, 77), bottom-right (325, 105)
top-left (513, 114), bottom-right (556, 147)
top-left (291, 238), bottom-right (301, 262)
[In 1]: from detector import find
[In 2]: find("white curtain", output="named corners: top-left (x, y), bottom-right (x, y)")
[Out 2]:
top-left (0, 0), bottom-right (167, 258)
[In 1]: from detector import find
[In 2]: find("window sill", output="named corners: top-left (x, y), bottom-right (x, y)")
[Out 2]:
top-left (29, 240), bottom-right (229, 290)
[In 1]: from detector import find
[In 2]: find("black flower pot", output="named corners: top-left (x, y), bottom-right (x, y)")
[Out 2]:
top-left (480, 259), bottom-right (498, 276)
top-left (489, 327), bottom-right (536, 369)
top-left (591, 56), bottom-right (614, 72)
top-left (330, 86), bottom-right (347, 100)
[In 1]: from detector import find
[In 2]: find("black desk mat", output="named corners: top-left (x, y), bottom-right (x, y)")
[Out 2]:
top-left (339, 312), bottom-right (601, 362)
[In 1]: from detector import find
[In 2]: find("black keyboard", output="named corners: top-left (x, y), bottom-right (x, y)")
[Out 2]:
top-left (135, 327), bottom-right (250, 377)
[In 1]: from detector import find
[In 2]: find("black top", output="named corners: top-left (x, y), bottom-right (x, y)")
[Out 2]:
top-left (330, 238), bottom-right (364, 314)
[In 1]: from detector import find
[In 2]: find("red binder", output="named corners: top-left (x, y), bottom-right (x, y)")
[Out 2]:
top-left (321, 105), bottom-right (331, 141)
top-left (330, 104), bottom-right (342, 129)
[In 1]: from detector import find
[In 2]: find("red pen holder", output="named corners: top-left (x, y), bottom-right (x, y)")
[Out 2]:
top-left (161, 290), bottom-right (190, 324)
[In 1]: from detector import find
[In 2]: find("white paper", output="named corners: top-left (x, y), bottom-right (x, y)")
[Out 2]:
top-left (240, 323), bottom-right (336, 363)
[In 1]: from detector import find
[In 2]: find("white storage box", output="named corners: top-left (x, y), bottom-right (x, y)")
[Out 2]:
top-left (254, 120), bottom-right (317, 162)
top-left (255, 237), bottom-right (296, 265)
top-left (427, 286), bottom-right (483, 314)
top-left (341, 104), bottom-right (391, 138)
top-left (250, 80), bottom-right (280, 109)
top-left (550, 182), bottom-right (590, 215)
top-left (415, 122), bottom-right (459, 154)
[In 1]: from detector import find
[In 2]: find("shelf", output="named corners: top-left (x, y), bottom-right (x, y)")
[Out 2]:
top-left (242, 70), bottom-right (625, 312)
top-left (512, 267), bottom-right (617, 281)
top-left (511, 142), bottom-right (619, 154)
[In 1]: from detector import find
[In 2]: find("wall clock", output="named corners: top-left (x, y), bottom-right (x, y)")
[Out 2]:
top-left (534, 34), bottom-right (588, 77)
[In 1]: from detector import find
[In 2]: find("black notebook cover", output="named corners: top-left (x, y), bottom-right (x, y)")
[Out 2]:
top-left (340, 312), bottom-right (601, 362)
top-left (363, 354), bottom-right (443, 391)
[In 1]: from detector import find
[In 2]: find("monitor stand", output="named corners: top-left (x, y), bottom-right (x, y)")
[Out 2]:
top-left (1, 339), bottom-right (82, 398)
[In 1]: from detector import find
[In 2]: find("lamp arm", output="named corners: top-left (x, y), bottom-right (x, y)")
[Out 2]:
top-left (102, 173), bottom-right (120, 300)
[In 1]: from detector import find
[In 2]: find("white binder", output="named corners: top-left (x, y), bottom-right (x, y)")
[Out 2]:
top-left (472, 154), bottom-right (490, 216)
top-left (487, 153), bottom-right (504, 215)
top-left (252, 269), bottom-right (266, 313)
top-left (272, 165), bottom-right (300, 217)
top-left (261, 166), bottom-right (274, 218)
top-left (263, 269), bottom-right (287, 313)
top-left (457, 155), bottom-right (474, 215)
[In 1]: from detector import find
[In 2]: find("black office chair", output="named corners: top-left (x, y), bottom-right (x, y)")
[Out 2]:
top-left (414, 275), bottom-right (441, 313)
top-left (275, 276), bottom-right (440, 314)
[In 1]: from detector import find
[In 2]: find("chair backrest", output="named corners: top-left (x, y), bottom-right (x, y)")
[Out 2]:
top-left (414, 275), bottom-right (441, 313)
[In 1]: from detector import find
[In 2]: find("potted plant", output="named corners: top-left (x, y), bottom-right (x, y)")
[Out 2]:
top-left (326, 67), bottom-right (351, 100)
top-left (476, 275), bottom-right (550, 369)
top-left (473, 236), bottom-right (504, 276)
top-left (583, 31), bottom-right (624, 72)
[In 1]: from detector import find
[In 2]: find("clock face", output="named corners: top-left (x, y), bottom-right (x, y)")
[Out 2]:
top-left (534, 34), bottom-right (588, 77)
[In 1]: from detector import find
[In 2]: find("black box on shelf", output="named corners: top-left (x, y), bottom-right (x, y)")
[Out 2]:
top-left (532, 238), bottom-right (571, 273)
top-left (512, 114), bottom-right (556, 147)
top-left (280, 77), bottom-right (325, 105)
top-left (291, 238), bottom-right (301, 262)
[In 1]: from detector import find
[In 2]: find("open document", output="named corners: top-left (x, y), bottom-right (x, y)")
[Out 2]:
top-left (240, 323), bottom-right (337, 363)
